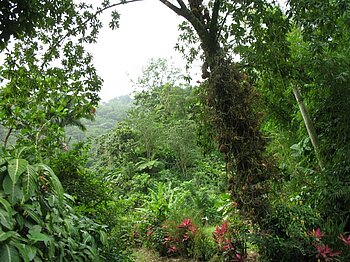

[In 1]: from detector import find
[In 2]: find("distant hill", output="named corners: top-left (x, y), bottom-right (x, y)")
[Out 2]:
top-left (65, 95), bottom-right (133, 143)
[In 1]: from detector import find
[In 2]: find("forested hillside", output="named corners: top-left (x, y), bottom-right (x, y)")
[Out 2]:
top-left (1, 1), bottom-right (350, 262)
top-left (65, 95), bottom-right (133, 143)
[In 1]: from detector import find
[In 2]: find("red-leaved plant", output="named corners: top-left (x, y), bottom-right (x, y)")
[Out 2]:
top-left (308, 228), bottom-right (342, 261)
top-left (161, 218), bottom-right (197, 257)
top-left (339, 233), bottom-right (350, 246)
top-left (212, 221), bottom-right (247, 261)
top-left (315, 244), bottom-right (341, 262)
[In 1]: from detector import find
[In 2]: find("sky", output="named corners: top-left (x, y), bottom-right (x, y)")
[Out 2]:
top-left (82, 1), bottom-right (190, 101)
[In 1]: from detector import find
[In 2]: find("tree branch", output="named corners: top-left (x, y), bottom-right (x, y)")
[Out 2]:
top-left (159, 0), bottom-right (187, 17)
top-left (176, 0), bottom-right (187, 9)
top-left (159, 0), bottom-right (208, 39)
top-left (96, 0), bottom-right (144, 16)
top-left (41, 0), bottom-right (145, 69)
top-left (209, 0), bottom-right (220, 38)
top-left (217, 10), bottom-right (229, 42)
top-left (4, 128), bottom-right (13, 149)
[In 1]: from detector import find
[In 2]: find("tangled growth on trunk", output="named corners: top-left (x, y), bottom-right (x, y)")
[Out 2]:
top-left (160, 0), bottom-right (276, 227)
top-left (205, 53), bottom-right (275, 224)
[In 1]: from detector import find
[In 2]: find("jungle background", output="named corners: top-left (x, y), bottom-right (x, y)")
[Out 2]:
top-left (0, 0), bottom-right (350, 261)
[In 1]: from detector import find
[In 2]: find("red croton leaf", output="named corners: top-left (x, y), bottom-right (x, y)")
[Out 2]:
top-left (339, 234), bottom-right (350, 246)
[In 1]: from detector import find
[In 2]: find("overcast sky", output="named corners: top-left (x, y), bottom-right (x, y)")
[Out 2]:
top-left (82, 1), bottom-right (190, 101)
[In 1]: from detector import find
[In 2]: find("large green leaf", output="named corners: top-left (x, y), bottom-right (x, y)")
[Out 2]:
top-left (0, 197), bottom-right (12, 215)
top-left (3, 176), bottom-right (23, 204)
top-left (0, 231), bottom-right (19, 242)
top-left (99, 230), bottom-right (107, 246)
top-left (22, 205), bottom-right (42, 225)
top-left (27, 231), bottom-right (52, 245)
top-left (11, 242), bottom-right (37, 262)
top-left (7, 159), bottom-right (28, 184)
top-left (22, 164), bottom-right (37, 202)
top-left (36, 164), bottom-right (64, 200)
top-left (0, 243), bottom-right (20, 262)
top-left (0, 209), bottom-right (14, 230)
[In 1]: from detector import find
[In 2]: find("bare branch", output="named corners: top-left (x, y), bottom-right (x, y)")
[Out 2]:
top-left (176, 0), bottom-right (187, 9)
top-left (4, 128), bottom-right (13, 149)
top-left (159, 0), bottom-right (186, 17)
top-left (217, 10), bottom-right (229, 42)
top-left (96, 0), bottom-right (144, 16)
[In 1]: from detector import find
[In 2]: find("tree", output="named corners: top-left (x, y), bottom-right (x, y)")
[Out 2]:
top-left (155, 0), bottom-right (275, 226)
top-left (0, 1), bottom-right (103, 157)
top-left (0, 0), bottom-right (52, 49)
top-left (231, 0), bottom-right (350, 241)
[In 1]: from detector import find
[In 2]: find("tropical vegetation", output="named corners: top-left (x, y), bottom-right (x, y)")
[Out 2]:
top-left (1, 0), bottom-right (350, 261)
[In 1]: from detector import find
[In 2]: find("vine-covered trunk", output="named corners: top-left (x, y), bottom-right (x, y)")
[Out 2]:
top-left (159, 0), bottom-right (275, 228)
top-left (206, 53), bottom-right (273, 226)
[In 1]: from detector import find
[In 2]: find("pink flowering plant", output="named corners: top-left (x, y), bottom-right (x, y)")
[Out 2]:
top-left (212, 220), bottom-right (247, 261)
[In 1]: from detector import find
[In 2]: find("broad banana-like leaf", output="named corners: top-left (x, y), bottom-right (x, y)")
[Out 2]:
top-left (7, 159), bottom-right (28, 185)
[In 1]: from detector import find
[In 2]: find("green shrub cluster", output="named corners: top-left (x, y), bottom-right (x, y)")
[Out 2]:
top-left (0, 147), bottom-right (107, 261)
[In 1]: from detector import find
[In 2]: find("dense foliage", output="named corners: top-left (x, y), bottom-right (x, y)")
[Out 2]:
top-left (0, 147), bottom-right (106, 261)
top-left (1, 0), bottom-right (350, 261)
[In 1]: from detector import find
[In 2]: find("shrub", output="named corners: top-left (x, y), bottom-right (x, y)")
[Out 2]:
top-left (257, 203), bottom-right (321, 261)
top-left (0, 147), bottom-right (106, 261)
top-left (212, 220), bottom-right (247, 261)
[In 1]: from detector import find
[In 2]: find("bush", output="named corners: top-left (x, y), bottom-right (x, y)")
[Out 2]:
top-left (0, 147), bottom-right (106, 261)
top-left (257, 203), bottom-right (320, 261)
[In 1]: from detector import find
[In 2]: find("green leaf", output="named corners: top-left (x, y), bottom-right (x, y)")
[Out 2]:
top-left (82, 231), bottom-right (92, 244)
top-left (11, 243), bottom-right (29, 262)
top-left (0, 243), bottom-right (20, 262)
top-left (22, 164), bottom-right (37, 201)
top-left (27, 231), bottom-right (52, 245)
top-left (0, 157), bottom-right (6, 166)
top-left (0, 231), bottom-right (18, 242)
top-left (99, 230), bottom-right (107, 245)
top-left (36, 164), bottom-right (64, 200)
top-left (14, 214), bottom-right (25, 230)
top-left (0, 209), bottom-right (14, 230)
top-left (0, 197), bottom-right (12, 214)
top-left (22, 205), bottom-right (42, 225)
top-left (7, 159), bottom-right (28, 184)
top-left (47, 238), bottom-right (55, 259)
top-left (2, 176), bottom-right (23, 204)
top-left (28, 225), bottom-right (42, 234)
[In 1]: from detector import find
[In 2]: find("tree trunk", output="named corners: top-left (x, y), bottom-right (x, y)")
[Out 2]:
top-left (292, 86), bottom-right (324, 170)
top-left (159, 0), bottom-right (275, 227)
